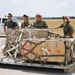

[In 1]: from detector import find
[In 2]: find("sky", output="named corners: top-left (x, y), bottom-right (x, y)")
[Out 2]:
top-left (0, 0), bottom-right (75, 17)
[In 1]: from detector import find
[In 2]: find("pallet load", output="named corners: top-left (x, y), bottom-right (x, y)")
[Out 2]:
top-left (1, 29), bottom-right (75, 72)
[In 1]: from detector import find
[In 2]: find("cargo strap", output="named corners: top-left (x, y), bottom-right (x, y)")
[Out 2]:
top-left (22, 38), bottom-right (49, 63)
top-left (64, 40), bottom-right (75, 65)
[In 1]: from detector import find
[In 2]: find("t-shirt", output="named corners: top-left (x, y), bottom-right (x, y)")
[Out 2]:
top-left (4, 20), bottom-right (18, 28)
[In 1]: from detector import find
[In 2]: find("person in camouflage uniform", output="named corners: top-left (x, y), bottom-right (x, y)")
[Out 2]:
top-left (52, 16), bottom-right (74, 38)
top-left (21, 14), bottom-right (33, 28)
top-left (33, 14), bottom-right (48, 29)
top-left (3, 13), bottom-right (19, 53)
top-left (4, 13), bottom-right (19, 34)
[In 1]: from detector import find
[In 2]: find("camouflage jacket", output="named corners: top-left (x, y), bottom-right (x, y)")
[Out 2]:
top-left (21, 22), bottom-right (33, 28)
top-left (60, 23), bottom-right (74, 38)
top-left (33, 20), bottom-right (48, 29)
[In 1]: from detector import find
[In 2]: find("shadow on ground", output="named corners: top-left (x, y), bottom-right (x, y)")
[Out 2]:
top-left (0, 63), bottom-right (74, 75)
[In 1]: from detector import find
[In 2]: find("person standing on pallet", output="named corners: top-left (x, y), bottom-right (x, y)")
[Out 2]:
top-left (21, 14), bottom-right (33, 28)
top-left (52, 16), bottom-right (74, 38)
top-left (33, 14), bottom-right (48, 29)
top-left (3, 13), bottom-right (19, 51)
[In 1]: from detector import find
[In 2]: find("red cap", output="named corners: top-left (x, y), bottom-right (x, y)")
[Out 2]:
top-left (63, 16), bottom-right (70, 22)
top-left (36, 14), bottom-right (42, 18)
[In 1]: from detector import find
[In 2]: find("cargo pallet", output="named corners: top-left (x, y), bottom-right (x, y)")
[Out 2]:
top-left (0, 58), bottom-right (75, 73)
top-left (0, 29), bottom-right (75, 73)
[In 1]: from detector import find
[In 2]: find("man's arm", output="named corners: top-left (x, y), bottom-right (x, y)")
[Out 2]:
top-left (4, 25), bottom-right (7, 34)
top-left (14, 22), bottom-right (19, 29)
top-left (43, 21), bottom-right (48, 28)
top-left (51, 24), bottom-right (64, 29)
top-left (52, 26), bottom-right (60, 29)
top-left (4, 21), bottom-right (7, 34)
top-left (67, 24), bottom-right (74, 36)
top-left (33, 22), bottom-right (36, 28)
top-left (28, 23), bottom-right (34, 29)
top-left (21, 23), bottom-right (24, 28)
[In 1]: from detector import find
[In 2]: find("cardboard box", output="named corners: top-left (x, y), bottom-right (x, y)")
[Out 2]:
top-left (36, 31), bottom-right (48, 38)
